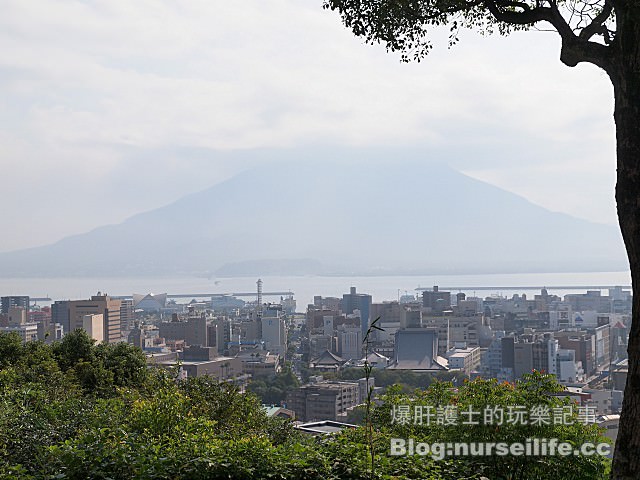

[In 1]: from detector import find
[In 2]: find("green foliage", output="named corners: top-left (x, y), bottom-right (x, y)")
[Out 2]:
top-left (0, 333), bottom-right (611, 479)
top-left (331, 367), bottom-right (467, 391)
top-left (322, 1), bottom-right (615, 63)
top-left (372, 372), bottom-right (611, 479)
top-left (322, 0), bottom-right (527, 62)
top-left (50, 329), bottom-right (147, 395)
top-left (246, 366), bottom-right (300, 405)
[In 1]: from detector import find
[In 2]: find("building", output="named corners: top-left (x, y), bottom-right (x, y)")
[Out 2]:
top-left (237, 348), bottom-right (281, 377)
top-left (399, 307), bottom-right (422, 329)
top-left (610, 319), bottom-right (629, 363)
top-left (454, 293), bottom-right (482, 316)
top-left (355, 351), bottom-right (390, 369)
top-left (342, 287), bottom-right (372, 341)
top-left (531, 333), bottom-right (558, 374)
top-left (36, 314), bottom-right (64, 343)
top-left (370, 302), bottom-right (403, 342)
top-left (511, 341), bottom-right (533, 379)
top-left (210, 317), bottom-right (231, 354)
top-left (313, 296), bottom-right (341, 311)
top-left (8, 307), bottom-right (27, 325)
top-left (480, 331), bottom-right (514, 381)
top-left (584, 388), bottom-right (623, 415)
top-left (611, 359), bottom-right (628, 391)
top-left (306, 307), bottom-right (340, 332)
top-left (310, 350), bottom-right (346, 372)
top-left (422, 315), bottom-right (481, 356)
top-left (446, 344), bottom-right (481, 375)
top-left (263, 405), bottom-right (295, 420)
top-left (556, 348), bottom-right (585, 384)
top-left (422, 286), bottom-right (451, 314)
top-left (309, 334), bottom-right (334, 361)
top-left (294, 420), bottom-right (357, 435)
top-left (564, 290), bottom-right (615, 313)
top-left (132, 293), bottom-right (168, 312)
top-left (588, 324), bottom-right (611, 370)
top-left (371, 301), bottom-right (404, 325)
top-left (158, 314), bottom-right (207, 347)
top-left (1, 296), bottom-right (29, 315)
top-left (261, 311), bottom-right (287, 357)
top-left (128, 324), bottom-right (144, 349)
top-left (337, 324), bottom-right (361, 360)
top-left (598, 414), bottom-right (619, 457)
top-left (28, 307), bottom-right (51, 324)
top-left (555, 331), bottom-right (595, 376)
top-left (0, 323), bottom-right (38, 342)
top-left (120, 299), bottom-right (135, 332)
top-left (150, 345), bottom-right (243, 381)
top-left (68, 294), bottom-right (122, 343)
top-left (387, 328), bottom-right (448, 371)
top-left (51, 301), bottom-right (71, 334)
top-left (286, 381), bottom-right (360, 422)
top-left (506, 333), bottom-right (558, 379)
top-left (82, 314), bottom-right (104, 343)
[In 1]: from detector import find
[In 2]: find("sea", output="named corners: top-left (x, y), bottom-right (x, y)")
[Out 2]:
top-left (0, 271), bottom-right (632, 310)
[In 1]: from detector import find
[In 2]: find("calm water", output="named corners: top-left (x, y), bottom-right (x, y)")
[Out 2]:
top-left (0, 271), bottom-right (632, 310)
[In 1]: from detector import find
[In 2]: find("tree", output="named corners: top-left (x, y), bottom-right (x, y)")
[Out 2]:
top-left (374, 373), bottom-right (611, 479)
top-left (322, 1), bottom-right (636, 477)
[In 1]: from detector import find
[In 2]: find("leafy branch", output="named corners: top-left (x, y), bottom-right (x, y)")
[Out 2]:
top-left (362, 316), bottom-right (383, 479)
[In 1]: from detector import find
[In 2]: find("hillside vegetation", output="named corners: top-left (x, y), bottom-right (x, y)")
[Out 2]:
top-left (0, 331), bottom-right (610, 479)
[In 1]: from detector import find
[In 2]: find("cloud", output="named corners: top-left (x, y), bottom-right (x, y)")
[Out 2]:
top-left (0, 0), bottom-right (618, 251)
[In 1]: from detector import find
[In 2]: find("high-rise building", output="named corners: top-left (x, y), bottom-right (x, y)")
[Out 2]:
top-left (120, 299), bottom-right (135, 333)
top-left (337, 325), bottom-right (361, 360)
top-left (68, 294), bottom-right (122, 344)
top-left (342, 287), bottom-right (371, 342)
top-left (422, 286), bottom-right (451, 314)
top-left (261, 310), bottom-right (287, 357)
top-left (159, 315), bottom-right (207, 347)
top-left (210, 317), bottom-right (231, 354)
top-left (555, 331), bottom-right (595, 376)
top-left (51, 301), bottom-right (71, 334)
top-left (508, 333), bottom-right (559, 379)
top-left (1, 296), bottom-right (30, 315)
top-left (82, 314), bottom-right (104, 343)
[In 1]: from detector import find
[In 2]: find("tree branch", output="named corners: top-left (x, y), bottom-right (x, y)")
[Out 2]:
top-left (484, 0), bottom-right (612, 72)
top-left (484, 1), bottom-right (553, 25)
top-left (578, 0), bottom-right (614, 42)
top-left (559, 37), bottom-right (612, 71)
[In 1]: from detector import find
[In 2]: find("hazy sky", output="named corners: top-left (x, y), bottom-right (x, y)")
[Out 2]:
top-left (0, 0), bottom-right (617, 252)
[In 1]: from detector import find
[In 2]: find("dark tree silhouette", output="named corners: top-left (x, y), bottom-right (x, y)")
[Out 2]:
top-left (322, 1), bottom-right (637, 478)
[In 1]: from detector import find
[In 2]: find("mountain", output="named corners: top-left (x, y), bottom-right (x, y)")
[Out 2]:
top-left (0, 160), bottom-right (628, 276)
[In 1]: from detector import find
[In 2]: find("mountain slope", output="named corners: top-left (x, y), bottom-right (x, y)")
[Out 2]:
top-left (0, 161), bottom-right (627, 276)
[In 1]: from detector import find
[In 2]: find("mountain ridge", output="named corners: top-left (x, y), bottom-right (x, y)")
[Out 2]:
top-left (0, 160), bottom-right (627, 277)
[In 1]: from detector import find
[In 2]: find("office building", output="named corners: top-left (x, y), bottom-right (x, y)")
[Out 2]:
top-left (286, 381), bottom-right (360, 422)
top-left (342, 287), bottom-right (371, 341)
top-left (1, 296), bottom-right (29, 315)
top-left (422, 286), bottom-right (451, 314)
top-left (68, 294), bottom-right (122, 344)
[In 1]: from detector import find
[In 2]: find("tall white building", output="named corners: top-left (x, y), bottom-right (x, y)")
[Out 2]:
top-left (261, 314), bottom-right (287, 357)
top-left (338, 325), bottom-right (361, 360)
top-left (83, 314), bottom-right (104, 343)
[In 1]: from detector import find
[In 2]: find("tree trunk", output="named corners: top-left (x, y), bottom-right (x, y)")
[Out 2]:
top-left (610, 9), bottom-right (640, 477)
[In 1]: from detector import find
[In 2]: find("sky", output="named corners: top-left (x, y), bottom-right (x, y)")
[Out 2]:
top-left (0, 0), bottom-right (617, 253)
